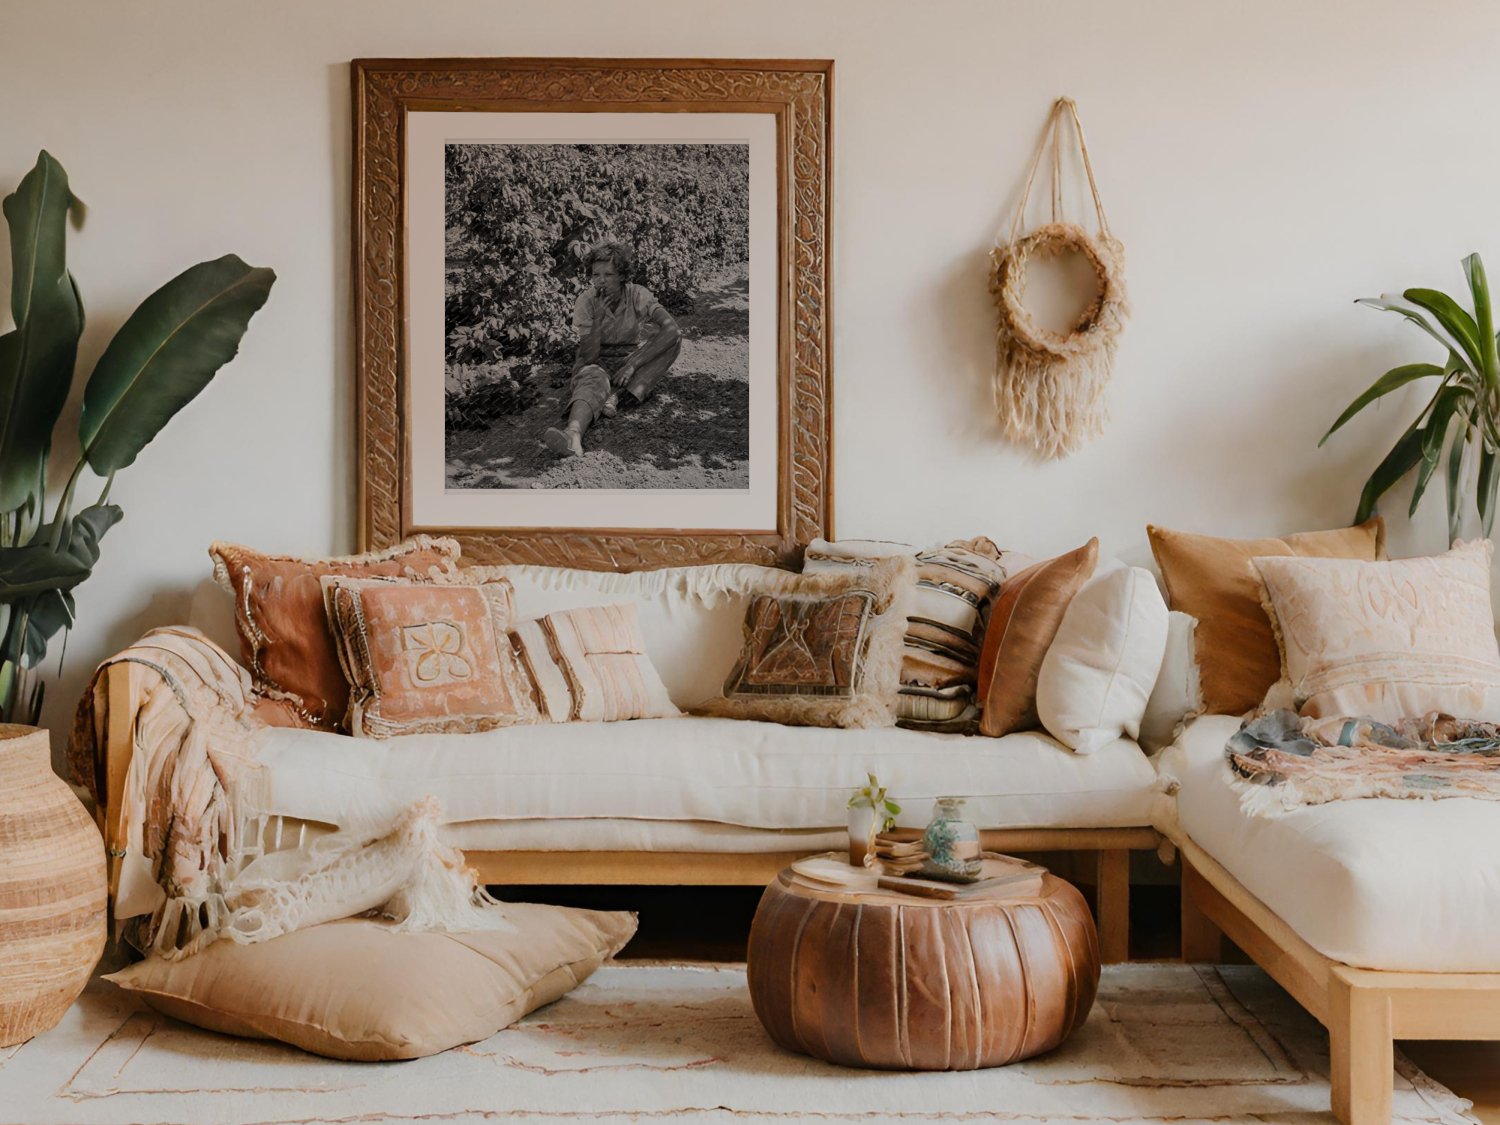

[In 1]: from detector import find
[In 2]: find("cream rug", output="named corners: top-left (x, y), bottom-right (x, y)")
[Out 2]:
top-left (0, 962), bottom-right (1475, 1124)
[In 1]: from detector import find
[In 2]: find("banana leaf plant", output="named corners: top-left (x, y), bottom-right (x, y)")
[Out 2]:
top-left (0, 151), bottom-right (274, 725)
top-left (1322, 253), bottom-right (1500, 545)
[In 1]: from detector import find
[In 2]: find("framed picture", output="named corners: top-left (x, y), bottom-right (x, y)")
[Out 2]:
top-left (352, 57), bottom-right (833, 569)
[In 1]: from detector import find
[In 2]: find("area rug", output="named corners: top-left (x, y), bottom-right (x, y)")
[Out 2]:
top-left (0, 962), bottom-right (1475, 1124)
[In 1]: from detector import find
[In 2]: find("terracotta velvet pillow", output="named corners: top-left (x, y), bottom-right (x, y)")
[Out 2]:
top-left (1147, 518), bottom-right (1385, 716)
top-left (323, 575), bottom-right (540, 738)
top-left (700, 555), bottom-right (915, 729)
top-left (976, 538), bottom-right (1099, 738)
top-left (211, 537), bottom-right (461, 730)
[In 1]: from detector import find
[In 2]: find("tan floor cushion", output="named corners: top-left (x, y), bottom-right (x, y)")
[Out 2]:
top-left (105, 902), bottom-right (636, 1060)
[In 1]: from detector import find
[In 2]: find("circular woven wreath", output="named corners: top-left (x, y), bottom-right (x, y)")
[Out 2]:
top-left (990, 221), bottom-right (1127, 360)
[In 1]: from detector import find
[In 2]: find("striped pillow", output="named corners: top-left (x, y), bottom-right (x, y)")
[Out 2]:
top-left (803, 538), bottom-right (1025, 732)
top-left (510, 603), bottom-right (679, 723)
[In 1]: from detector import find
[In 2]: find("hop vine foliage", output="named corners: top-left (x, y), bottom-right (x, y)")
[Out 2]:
top-left (444, 143), bottom-right (750, 368)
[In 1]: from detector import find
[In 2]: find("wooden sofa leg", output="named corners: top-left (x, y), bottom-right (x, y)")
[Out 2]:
top-left (1094, 848), bottom-right (1129, 964)
top-left (1328, 968), bottom-right (1393, 1125)
top-left (1179, 858), bottom-right (1224, 963)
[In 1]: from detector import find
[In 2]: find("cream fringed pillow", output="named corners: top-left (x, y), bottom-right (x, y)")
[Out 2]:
top-left (698, 555), bottom-right (915, 729)
top-left (105, 904), bottom-right (637, 1061)
top-left (322, 574), bottom-right (539, 738)
top-left (510, 603), bottom-right (679, 723)
top-left (1254, 540), bottom-right (1500, 722)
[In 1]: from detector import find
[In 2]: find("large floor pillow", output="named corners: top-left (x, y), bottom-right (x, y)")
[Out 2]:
top-left (105, 903), bottom-right (636, 1060)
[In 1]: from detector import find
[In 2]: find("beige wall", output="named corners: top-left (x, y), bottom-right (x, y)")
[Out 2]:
top-left (2, 0), bottom-right (1497, 742)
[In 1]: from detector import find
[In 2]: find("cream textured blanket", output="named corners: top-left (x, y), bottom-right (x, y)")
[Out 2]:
top-left (69, 627), bottom-right (509, 959)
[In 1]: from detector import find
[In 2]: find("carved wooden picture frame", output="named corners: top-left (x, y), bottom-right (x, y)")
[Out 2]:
top-left (352, 58), bottom-right (833, 569)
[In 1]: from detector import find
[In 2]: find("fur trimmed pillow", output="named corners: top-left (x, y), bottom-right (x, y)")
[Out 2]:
top-left (698, 555), bottom-right (916, 729)
top-left (210, 537), bottom-right (461, 730)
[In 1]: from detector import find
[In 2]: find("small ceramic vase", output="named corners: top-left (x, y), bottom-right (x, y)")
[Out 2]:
top-left (921, 796), bottom-right (983, 882)
top-left (847, 804), bottom-right (878, 866)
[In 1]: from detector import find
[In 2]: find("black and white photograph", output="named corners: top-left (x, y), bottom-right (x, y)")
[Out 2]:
top-left (443, 142), bottom-right (751, 491)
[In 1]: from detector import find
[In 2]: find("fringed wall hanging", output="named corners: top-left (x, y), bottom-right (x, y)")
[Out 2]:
top-left (990, 97), bottom-right (1129, 460)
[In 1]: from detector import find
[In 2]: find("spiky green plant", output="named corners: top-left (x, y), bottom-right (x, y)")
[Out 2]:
top-left (1323, 253), bottom-right (1500, 544)
top-left (0, 151), bottom-right (274, 724)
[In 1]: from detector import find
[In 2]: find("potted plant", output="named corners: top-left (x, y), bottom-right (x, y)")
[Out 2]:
top-left (0, 151), bottom-right (274, 724)
top-left (846, 772), bottom-right (901, 865)
top-left (1323, 252), bottom-right (1500, 543)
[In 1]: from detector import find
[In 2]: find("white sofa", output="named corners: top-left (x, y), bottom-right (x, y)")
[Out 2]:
top-left (99, 561), bottom-right (1167, 963)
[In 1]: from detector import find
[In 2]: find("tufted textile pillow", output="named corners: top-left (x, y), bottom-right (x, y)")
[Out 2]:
top-left (1147, 519), bottom-right (1385, 717)
top-left (977, 539), bottom-right (1099, 738)
top-left (510, 603), bottom-right (679, 723)
top-left (699, 555), bottom-right (915, 729)
top-left (1036, 564), bottom-right (1170, 754)
top-left (803, 537), bottom-right (1026, 731)
top-left (1254, 539), bottom-right (1500, 722)
top-left (210, 537), bottom-right (461, 730)
top-left (322, 574), bottom-right (539, 738)
top-left (105, 904), bottom-right (637, 1061)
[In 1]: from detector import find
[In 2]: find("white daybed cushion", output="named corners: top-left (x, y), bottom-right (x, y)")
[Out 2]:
top-left (1158, 714), bottom-right (1500, 972)
top-left (248, 717), bottom-right (1157, 834)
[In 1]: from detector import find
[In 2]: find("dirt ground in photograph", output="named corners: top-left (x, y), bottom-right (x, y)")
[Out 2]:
top-left (446, 266), bottom-right (749, 490)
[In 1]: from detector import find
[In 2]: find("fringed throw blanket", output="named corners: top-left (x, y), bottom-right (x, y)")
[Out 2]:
top-left (69, 627), bottom-right (510, 959)
top-left (1226, 708), bottom-right (1500, 816)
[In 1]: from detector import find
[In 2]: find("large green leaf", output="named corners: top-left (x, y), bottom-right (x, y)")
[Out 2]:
top-left (1320, 362), bottom-right (1443, 445)
top-left (1410, 387), bottom-right (1469, 517)
top-left (1404, 287), bottom-right (1483, 373)
top-left (79, 254), bottom-right (274, 473)
top-left (1446, 409), bottom-right (1472, 544)
top-left (0, 151), bottom-right (84, 512)
top-left (1357, 296), bottom-right (1474, 371)
top-left (0, 542), bottom-right (90, 599)
top-left (1462, 253), bottom-right (1499, 391)
top-left (1355, 420), bottom-right (1426, 523)
top-left (1481, 447), bottom-right (1500, 536)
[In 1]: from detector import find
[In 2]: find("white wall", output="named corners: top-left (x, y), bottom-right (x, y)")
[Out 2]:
top-left (2, 0), bottom-right (1497, 746)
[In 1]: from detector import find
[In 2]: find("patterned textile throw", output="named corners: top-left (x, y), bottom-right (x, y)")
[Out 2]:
top-left (803, 537), bottom-right (1022, 732)
top-left (1226, 708), bottom-right (1500, 816)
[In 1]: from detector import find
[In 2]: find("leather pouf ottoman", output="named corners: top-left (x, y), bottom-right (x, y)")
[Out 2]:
top-left (747, 866), bottom-right (1100, 1070)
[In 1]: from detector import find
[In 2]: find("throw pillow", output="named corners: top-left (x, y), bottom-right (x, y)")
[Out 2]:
top-left (699, 554), bottom-right (915, 729)
top-left (1137, 611), bottom-right (1203, 752)
top-left (105, 903), bottom-right (637, 1061)
top-left (210, 537), bottom-right (461, 730)
top-left (804, 537), bottom-right (1025, 731)
top-left (322, 575), bottom-right (540, 738)
top-left (510, 603), bottom-right (680, 723)
top-left (1035, 564), bottom-right (1170, 754)
top-left (976, 538), bottom-right (1099, 737)
top-left (1146, 518), bottom-right (1385, 716)
top-left (1254, 540), bottom-right (1500, 722)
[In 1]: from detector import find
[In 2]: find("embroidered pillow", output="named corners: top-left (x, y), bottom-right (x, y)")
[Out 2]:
top-left (322, 575), bottom-right (538, 738)
top-left (1254, 540), bottom-right (1500, 723)
top-left (977, 538), bottom-right (1099, 738)
top-left (1147, 519), bottom-right (1385, 716)
top-left (700, 555), bottom-right (915, 729)
top-left (510, 603), bottom-right (679, 723)
top-left (210, 537), bottom-right (461, 730)
top-left (804, 537), bottom-right (1026, 731)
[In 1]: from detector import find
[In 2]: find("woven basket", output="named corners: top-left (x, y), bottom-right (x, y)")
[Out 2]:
top-left (0, 724), bottom-right (106, 1046)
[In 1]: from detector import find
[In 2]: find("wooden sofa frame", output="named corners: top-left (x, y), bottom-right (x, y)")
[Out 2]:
top-left (99, 661), bottom-right (1157, 963)
top-left (1178, 835), bottom-right (1500, 1125)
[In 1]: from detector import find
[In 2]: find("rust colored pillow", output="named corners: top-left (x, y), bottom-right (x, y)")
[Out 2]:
top-left (323, 575), bottom-right (539, 738)
top-left (1147, 518), bottom-right (1385, 716)
top-left (210, 537), bottom-right (461, 730)
top-left (976, 539), bottom-right (1099, 738)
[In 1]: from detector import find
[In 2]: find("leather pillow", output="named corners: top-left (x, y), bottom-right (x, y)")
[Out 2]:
top-left (1147, 518), bottom-right (1385, 716)
top-left (977, 539), bottom-right (1098, 738)
top-left (210, 537), bottom-right (461, 730)
top-left (104, 903), bottom-right (637, 1061)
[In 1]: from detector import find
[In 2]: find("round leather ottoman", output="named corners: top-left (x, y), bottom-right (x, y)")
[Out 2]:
top-left (747, 865), bottom-right (1100, 1070)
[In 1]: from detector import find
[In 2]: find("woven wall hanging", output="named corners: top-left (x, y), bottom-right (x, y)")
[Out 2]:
top-left (990, 97), bottom-right (1129, 460)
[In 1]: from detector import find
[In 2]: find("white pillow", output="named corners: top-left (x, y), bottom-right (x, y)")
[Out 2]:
top-left (1138, 611), bottom-right (1202, 752)
top-left (1036, 564), bottom-right (1169, 754)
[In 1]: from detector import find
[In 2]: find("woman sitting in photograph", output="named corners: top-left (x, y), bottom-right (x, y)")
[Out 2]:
top-left (543, 240), bottom-right (683, 458)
